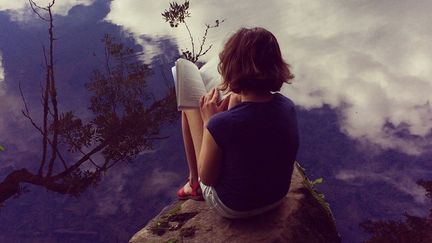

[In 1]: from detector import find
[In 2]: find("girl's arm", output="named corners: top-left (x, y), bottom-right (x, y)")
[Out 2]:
top-left (197, 88), bottom-right (228, 186)
top-left (198, 128), bottom-right (222, 186)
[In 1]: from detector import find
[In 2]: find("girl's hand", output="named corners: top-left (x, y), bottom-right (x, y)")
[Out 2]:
top-left (200, 88), bottom-right (229, 126)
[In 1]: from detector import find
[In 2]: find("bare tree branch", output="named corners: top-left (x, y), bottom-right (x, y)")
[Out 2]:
top-left (19, 83), bottom-right (43, 132)
top-left (3, 2), bottom-right (176, 205)
top-left (198, 44), bottom-right (213, 60)
top-left (162, 1), bottom-right (223, 63)
top-left (0, 167), bottom-right (92, 204)
top-left (19, 84), bottom-right (69, 172)
top-left (56, 147), bottom-right (68, 170)
top-left (50, 142), bottom-right (107, 181)
top-left (42, 46), bottom-right (54, 118)
top-left (28, 0), bottom-right (49, 21)
top-left (196, 24), bottom-right (210, 60)
top-left (183, 21), bottom-right (195, 59)
top-left (40, 45), bottom-right (50, 176)
top-left (47, 2), bottom-right (59, 177)
top-left (104, 158), bottom-right (121, 171)
top-left (76, 146), bottom-right (101, 169)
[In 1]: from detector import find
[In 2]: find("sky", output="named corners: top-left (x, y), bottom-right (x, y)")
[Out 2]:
top-left (1, 0), bottom-right (431, 155)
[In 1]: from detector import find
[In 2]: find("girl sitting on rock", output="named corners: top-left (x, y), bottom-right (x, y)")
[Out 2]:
top-left (177, 27), bottom-right (299, 218)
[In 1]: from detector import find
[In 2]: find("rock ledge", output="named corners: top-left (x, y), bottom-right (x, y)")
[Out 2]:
top-left (130, 163), bottom-right (341, 243)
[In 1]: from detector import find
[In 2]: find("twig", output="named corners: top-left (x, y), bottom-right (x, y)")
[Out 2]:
top-left (104, 158), bottom-right (121, 171)
top-left (196, 24), bottom-right (210, 60)
top-left (19, 84), bottom-right (68, 172)
top-left (66, 134), bottom-right (102, 170)
top-left (28, 0), bottom-right (49, 21)
top-left (183, 21), bottom-right (195, 59)
top-left (198, 44), bottom-right (212, 61)
top-left (50, 142), bottom-right (107, 180)
top-left (20, 84), bottom-right (43, 133)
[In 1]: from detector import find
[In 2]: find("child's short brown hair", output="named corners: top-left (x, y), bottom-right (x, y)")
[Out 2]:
top-left (218, 27), bottom-right (294, 94)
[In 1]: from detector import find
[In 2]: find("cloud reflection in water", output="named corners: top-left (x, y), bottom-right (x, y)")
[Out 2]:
top-left (0, 0), bottom-right (95, 20)
top-left (1, 1), bottom-right (432, 242)
top-left (336, 169), bottom-right (430, 205)
top-left (105, 0), bottom-right (432, 155)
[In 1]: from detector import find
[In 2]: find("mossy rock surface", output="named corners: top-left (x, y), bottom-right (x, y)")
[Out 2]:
top-left (130, 164), bottom-right (341, 243)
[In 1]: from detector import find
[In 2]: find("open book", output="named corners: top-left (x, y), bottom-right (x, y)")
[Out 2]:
top-left (171, 58), bottom-right (229, 110)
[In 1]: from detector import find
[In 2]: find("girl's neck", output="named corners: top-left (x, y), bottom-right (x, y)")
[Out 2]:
top-left (240, 90), bottom-right (273, 103)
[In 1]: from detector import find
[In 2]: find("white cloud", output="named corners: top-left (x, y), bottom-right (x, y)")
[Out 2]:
top-left (91, 165), bottom-right (180, 216)
top-left (0, 89), bottom-right (42, 168)
top-left (105, 0), bottom-right (292, 62)
top-left (0, 1), bottom-right (26, 11)
top-left (107, 0), bottom-right (432, 154)
top-left (94, 163), bottom-right (132, 216)
top-left (140, 168), bottom-right (181, 197)
top-left (276, 1), bottom-right (432, 154)
top-left (0, 0), bottom-right (95, 21)
top-left (335, 169), bottom-right (429, 204)
top-left (0, 52), bottom-right (41, 158)
top-left (1, 1), bottom-right (430, 154)
top-left (0, 50), bottom-right (25, 137)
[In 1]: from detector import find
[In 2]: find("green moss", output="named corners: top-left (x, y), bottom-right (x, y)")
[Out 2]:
top-left (151, 220), bottom-right (170, 236)
top-left (162, 204), bottom-right (182, 220)
top-left (150, 204), bottom-right (181, 236)
top-left (295, 162), bottom-right (337, 225)
top-left (149, 202), bottom-right (198, 237)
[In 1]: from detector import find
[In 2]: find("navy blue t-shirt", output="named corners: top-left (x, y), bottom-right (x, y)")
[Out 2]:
top-left (207, 93), bottom-right (299, 211)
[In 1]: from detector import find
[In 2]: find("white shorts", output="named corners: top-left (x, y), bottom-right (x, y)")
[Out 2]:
top-left (199, 182), bottom-right (283, 219)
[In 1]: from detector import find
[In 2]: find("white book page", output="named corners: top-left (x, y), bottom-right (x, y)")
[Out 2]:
top-left (171, 66), bottom-right (179, 105)
top-left (199, 58), bottom-right (230, 101)
top-left (176, 59), bottom-right (207, 109)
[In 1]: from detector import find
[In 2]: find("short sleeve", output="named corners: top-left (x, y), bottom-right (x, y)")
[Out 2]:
top-left (206, 112), bottom-right (232, 149)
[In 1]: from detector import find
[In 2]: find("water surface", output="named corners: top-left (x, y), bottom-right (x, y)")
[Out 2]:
top-left (1, 1), bottom-right (432, 242)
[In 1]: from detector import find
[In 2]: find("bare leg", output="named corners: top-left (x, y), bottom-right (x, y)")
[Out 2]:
top-left (180, 110), bottom-right (203, 193)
